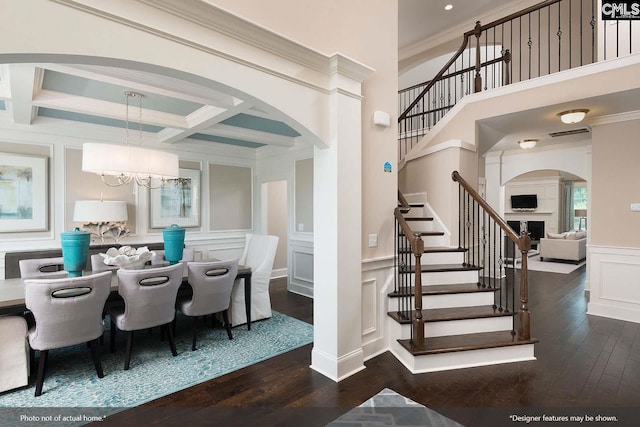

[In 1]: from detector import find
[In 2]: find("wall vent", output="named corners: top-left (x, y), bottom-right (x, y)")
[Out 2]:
top-left (548, 128), bottom-right (590, 137)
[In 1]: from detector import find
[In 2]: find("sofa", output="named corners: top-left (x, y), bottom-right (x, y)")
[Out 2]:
top-left (539, 231), bottom-right (587, 263)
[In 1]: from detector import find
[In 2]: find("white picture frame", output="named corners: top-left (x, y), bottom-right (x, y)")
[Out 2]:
top-left (150, 168), bottom-right (200, 228)
top-left (0, 154), bottom-right (48, 232)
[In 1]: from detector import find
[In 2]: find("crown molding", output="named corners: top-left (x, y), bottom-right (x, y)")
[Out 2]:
top-left (588, 110), bottom-right (640, 126)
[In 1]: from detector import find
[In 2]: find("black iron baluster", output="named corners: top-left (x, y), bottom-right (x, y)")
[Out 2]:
top-left (557, 1), bottom-right (562, 72)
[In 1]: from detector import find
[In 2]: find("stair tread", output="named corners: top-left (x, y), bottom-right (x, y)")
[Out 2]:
top-left (398, 203), bottom-right (424, 208)
top-left (404, 217), bottom-right (434, 221)
top-left (388, 283), bottom-right (497, 298)
top-left (398, 331), bottom-right (538, 356)
top-left (398, 246), bottom-right (467, 254)
top-left (387, 305), bottom-right (515, 324)
top-left (399, 264), bottom-right (482, 273)
top-left (399, 231), bottom-right (445, 237)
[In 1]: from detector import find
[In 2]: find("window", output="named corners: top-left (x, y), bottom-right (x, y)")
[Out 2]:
top-left (573, 183), bottom-right (587, 230)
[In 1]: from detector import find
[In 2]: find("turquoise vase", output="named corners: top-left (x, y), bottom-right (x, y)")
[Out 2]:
top-left (163, 224), bottom-right (185, 265)
top-left (61, 227), bottom-right (91, 277)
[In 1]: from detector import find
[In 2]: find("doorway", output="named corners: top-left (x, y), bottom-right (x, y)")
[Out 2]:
top-left (262, 180), bottom-right (288, 279)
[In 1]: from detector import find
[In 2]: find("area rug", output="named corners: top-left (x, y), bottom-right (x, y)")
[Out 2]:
top-left (327, 388), bottom-right (465, 427)
top-left (517, 255), bottom-right (585, 274)
top-left (0, 311), bottom-right (313, 425)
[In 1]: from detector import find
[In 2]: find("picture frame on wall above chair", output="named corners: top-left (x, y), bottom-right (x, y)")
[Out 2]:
top-left (149, 168), bottom-right (200, 229)
top-left (0, 154), bottom-right (48, 232)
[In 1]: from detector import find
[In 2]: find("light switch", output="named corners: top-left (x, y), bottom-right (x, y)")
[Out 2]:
top-left (368, 234), bottom-right (378, 248)
top-left (631, 203), bottom-right (640, 212)
top-left (297, 223), bottom-right (304, 231)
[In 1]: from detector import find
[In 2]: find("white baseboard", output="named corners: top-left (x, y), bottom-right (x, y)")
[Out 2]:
top-left (271, 267), bottom-right (287, 279)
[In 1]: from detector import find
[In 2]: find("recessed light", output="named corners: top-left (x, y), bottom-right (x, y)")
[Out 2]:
top-left (444, 4), bottom-right (454, 11)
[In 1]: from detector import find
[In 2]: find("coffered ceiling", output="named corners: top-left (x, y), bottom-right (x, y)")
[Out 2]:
top-left (0, 63), bottom-right (301, 150)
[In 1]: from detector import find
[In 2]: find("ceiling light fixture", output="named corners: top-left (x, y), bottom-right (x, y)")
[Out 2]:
top-left (558, 109), bottom-right (589, 124)
top-left (82, 91), bottom-right (179, 188)
top-left (518, 139), bottom-right (538, 149)
top-left (444, 4), bottom-right (454, 11)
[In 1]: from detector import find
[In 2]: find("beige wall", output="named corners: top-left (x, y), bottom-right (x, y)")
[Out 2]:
top-left (591, 118), bottom-right (640, 247)
top-left (209, 164), bottom-right (252, 231)
top-left (295, 158), bottom-right (313, 233)
top-left (211, 0), bottom-right (399, 258)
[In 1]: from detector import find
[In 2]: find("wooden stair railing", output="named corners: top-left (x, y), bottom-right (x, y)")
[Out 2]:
top-left (395, 190), bottom-right (425, 348)
top-left (452, 171), bottom-right (532, 340)
top-left (398, 0), bottom-right (611, 161)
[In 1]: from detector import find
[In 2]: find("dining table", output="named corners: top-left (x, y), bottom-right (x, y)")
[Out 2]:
top-left (0, 263), bottom-right (254, 330)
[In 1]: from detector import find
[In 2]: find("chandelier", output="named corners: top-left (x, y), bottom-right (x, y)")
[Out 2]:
top-left (82, 91), bottom-right (179, 188)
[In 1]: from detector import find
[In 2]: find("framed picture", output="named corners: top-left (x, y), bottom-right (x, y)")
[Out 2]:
top-left (150, 168), bottom-right (200, 228)
top-left (0, 154), bottom-right (48, 232)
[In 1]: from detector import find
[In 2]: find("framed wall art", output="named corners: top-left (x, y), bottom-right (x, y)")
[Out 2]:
top-left (0, 154), bottom-right (48, 232)
top-left (150, 168), bottom-right (200, 228)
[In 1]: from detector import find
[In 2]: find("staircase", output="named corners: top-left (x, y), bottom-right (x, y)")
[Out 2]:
top-left (390, 178), bottom-right (537, 373)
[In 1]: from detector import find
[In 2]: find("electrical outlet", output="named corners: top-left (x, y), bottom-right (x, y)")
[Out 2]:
top-left (297, 223), bottom-right (304, 231)
top-left (631, 203), bottom-right (640, 212)
top-left (368, 234), bottom-right (378, 248)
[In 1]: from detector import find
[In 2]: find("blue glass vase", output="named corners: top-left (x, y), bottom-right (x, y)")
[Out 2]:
top-left (163, 224), bottom-right (185, 265)
top-left (61, 227), bottom-right (91, 277)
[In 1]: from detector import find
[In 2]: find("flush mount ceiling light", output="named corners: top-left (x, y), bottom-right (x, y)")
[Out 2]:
top-left (82, 91), bottom-right (179, 188)
top-left (558, 109), bottom-right (589, 124)
top-left (444, 4), bottom-right (454, 11)
top-left (518, 139), bottom-right (538, 149)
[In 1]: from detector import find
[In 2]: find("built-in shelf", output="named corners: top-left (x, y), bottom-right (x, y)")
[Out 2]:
top-left (506, 211), bottom-right (554, 215)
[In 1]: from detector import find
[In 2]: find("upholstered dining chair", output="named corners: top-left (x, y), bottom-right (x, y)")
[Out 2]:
top-left (91, 253), bottom-right (119, 273)
top-left (24, 271), bottom-right (112, 396)
top-left (151, 247), bottom-right (195, 272)
top-left (108, 263), bottom-right (183, 370)
top-left (229, 234), bottom-right (279, 327)
top-left (19, 257), bottom-right (67, 279)
top-left (176, 259), bottom-right (239, 351)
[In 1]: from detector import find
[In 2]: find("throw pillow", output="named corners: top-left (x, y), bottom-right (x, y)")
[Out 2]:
top-left (546, 232), bottom-right (565, 239)
top-left (575, 231), bottom-right (587, 239)
top-left (565, 231), bottom-right (578, 240)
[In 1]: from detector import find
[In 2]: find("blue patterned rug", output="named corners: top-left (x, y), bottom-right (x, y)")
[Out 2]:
top-left (0, 311), bottom-right (313, 425)
top-left (328, 388), bottom-right (465, 427)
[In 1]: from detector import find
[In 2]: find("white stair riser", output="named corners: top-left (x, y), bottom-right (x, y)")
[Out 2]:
top-left (421, 235), bottom-right (445, 247)
top-left (404, 270), bottom-right (478, 285)
top-left (388, 291), bottom-right (494, 311)
top-left (404, 251), bottom-right (465, 265)
top-left (401, 207), bottom-right (425, 218)
top-left (390, 315), bottom-right (513, 338)
top-left (406, 221), bottom-right (435, 232)
top-left (390, 341), bottom-right (536, 374)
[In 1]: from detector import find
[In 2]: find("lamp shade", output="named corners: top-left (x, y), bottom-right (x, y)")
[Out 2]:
top-left (574, 209), bottom-right (587, 218)
top-left (73, 200), bottom-right (128, 223)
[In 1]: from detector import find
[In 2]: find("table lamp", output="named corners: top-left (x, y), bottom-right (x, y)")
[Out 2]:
top-left (73, 200), bottom-right (129, 244)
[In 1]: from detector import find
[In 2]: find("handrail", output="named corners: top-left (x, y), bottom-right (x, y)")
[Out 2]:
top-left (451, 171), bottom-right (530, 251)
top-left (451, 170), bottom-right (531, 341)
top-left (399, 0), bottom-right (564, 123)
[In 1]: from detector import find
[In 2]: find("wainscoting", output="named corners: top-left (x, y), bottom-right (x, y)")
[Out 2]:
top-left (588, 245), bottom-right (640, 323)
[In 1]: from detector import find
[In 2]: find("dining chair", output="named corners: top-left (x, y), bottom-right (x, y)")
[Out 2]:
top-left (91, 253), bottom-right (119, 272)
top-left (229, 234), bottom-right (279, 326)
top-left (19, 257), bottom-right (67, 279)
top-left (108, 263), bottom-right (183, 370)
top-left (176, 259), bottom-right (239, 351)
top-left (151, 247), bottom-right (195, 271)
top-left (24, 271), bottom-right (112, 396)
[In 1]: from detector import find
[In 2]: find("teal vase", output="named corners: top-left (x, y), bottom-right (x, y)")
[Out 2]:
top-left (61, 227), bottom-right (91, 277)
top-left (163, 224), bottom-right (185, 265)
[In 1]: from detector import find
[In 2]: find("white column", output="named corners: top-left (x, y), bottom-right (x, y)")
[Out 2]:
top-left (311, 55), bottom-right (372, 381)
top-left (484, 151), bottom-right (505, 215)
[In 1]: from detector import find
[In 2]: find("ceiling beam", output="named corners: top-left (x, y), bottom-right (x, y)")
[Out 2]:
top-left (200, 123), bottom-right (297, 147)
top-left (6, 64), bottom-right (42, 125)
top-left (32, 89), bottom-right (189, 129)
top-left (159, 102), bottom-right (253, 144)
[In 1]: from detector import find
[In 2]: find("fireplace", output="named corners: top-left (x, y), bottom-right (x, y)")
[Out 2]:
top-left (507, 220), bottom-right (545, 241)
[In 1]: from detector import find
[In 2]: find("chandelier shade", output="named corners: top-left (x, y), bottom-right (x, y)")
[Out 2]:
top-left (82, 143), bottom-right (179, 182)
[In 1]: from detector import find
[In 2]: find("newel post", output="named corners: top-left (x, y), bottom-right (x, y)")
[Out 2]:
top-left (518, 231), bottom-right (532, 340)
top-left (413, 234), bottom-right (425, 349)
top-left (473, 21), bottom-right (483, 93)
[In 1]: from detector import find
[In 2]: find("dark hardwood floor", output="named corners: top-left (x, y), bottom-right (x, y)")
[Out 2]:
top-left (95, 267), bottom-right (640, 427)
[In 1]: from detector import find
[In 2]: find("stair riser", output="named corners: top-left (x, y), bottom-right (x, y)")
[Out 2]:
top-left (404, 251), bottom-right (465, 265)
top-left (388, 291), bottom-right (495, 311)
top-left (390, 316), bottom-right (514, 339)
top-left (401, 208), bottom-right (426, 218)
top-left (390, 341), bottom-right (536, 374)
top-left (406, 270), bottom-right (479, 285)
top-left (405, 221), bottom-right (435, 232)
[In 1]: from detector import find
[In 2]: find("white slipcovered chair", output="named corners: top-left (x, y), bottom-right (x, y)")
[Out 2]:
top-left (229, 234), bottom-right (279, 327)
top-left (0, 316), bottom-right (29, 393)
